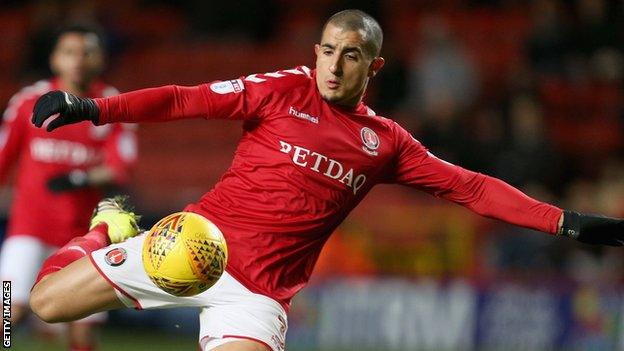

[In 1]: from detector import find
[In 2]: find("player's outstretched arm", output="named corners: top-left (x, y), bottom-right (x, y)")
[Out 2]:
top-left (32, 85), bottom-right (211, 131)
top-left (427, 167), bottom-right (624, 246)
top-left (392, 123), bottom-right (624, 246)
top-left (440, 171), bottom-right (624, 246)
top-left (30, 256), bottom-right (124, 323)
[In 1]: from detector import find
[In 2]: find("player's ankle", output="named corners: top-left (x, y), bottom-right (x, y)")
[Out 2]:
top-left (84, 223), bottom-right (110, 246)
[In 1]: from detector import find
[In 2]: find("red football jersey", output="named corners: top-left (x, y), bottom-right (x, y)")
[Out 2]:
top-left (96, 66), bottom-right (562, 309)
top-left (0, 79), bottom-right (137, 247)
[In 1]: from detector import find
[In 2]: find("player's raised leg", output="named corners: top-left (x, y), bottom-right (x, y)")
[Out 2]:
top-left (30, 255), bottom-right (122, 323)
top-left (30, 197), bottom-right (140, 323)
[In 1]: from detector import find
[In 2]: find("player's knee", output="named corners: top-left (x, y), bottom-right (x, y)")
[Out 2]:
top-left (29, 283), bottom-right (64, 323)
top-left (29, 284), bottom-right (52, 322)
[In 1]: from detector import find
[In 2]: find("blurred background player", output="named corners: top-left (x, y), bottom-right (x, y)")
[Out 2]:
top-left (0, 25), bottom-right (137, 351)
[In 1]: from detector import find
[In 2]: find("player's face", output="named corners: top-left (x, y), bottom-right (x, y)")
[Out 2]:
top-left (50, 32), bottom-right (104, 89)
top-left (315, 23), bottom-right (384, 108)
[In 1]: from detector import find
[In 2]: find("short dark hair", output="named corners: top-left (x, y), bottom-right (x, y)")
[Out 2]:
top-left (52, 24), bottom-right (105, 52)
top-left (323, 9), bottom-right (383, 58)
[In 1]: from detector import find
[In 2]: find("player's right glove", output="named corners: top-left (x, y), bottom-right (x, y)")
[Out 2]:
top-left (32, 90), bottom-right (100, 131)
top-left (559, 210), bottom-right (624, 246)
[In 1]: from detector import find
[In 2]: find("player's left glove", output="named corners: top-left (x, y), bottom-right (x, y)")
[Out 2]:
top-left (559, 210), bottom-right (624, 246)
top-left (46, 169), bottom-right (89, 193)
top-left (32, 90), bottom-right (100, 131)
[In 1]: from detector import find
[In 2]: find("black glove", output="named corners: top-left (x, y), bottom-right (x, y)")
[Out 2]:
top-left (559, 210), bottom-right (624, 246)
top-left (32, 91), bottom-right (100, 132)
top-left (47, 170), bottom-right (89, 193)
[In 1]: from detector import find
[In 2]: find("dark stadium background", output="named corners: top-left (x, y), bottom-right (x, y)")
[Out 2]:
top-left (2, 0), bottom-right (624, 350)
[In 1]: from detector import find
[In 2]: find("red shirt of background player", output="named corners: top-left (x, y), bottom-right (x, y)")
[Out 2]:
top-left (0, 78), bottom-right (136, 247)
top-left (96, 66), bottom-right (562, 310)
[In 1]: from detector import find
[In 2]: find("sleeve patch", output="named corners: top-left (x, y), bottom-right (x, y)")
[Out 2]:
top-left (210, 79), bottom-right (245, 94)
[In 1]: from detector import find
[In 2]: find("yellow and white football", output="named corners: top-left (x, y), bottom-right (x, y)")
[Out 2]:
top-left (142, 212), bottom-right (227, 297)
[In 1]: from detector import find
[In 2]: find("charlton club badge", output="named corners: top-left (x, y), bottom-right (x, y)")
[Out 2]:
top-left (105, 248), bottom-right (127, 266)
top-left (360, 127), bottom-right (379, 156)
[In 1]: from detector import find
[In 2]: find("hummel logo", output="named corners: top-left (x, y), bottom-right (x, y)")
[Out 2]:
top-left (289, 106), bottom-right (318, 124)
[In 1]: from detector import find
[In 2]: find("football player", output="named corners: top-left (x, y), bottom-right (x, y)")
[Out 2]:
top-left (28, 10), bottom-right (624, 351)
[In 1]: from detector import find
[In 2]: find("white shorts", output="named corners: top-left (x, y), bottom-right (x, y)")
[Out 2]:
top-left (90, 233), bottom-right (287, 351)
top-left (0, 235), bottom-right (106, 323)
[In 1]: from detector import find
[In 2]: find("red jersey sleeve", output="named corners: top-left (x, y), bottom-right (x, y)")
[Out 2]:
top-left (94, 67), bottom-right (312, 124)
top-left (0, 95), bottom-right (30, 184)
top-left (102, 123), bottom-right (138, 184)
top-left (389, 122), bottom-right (562, 234)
